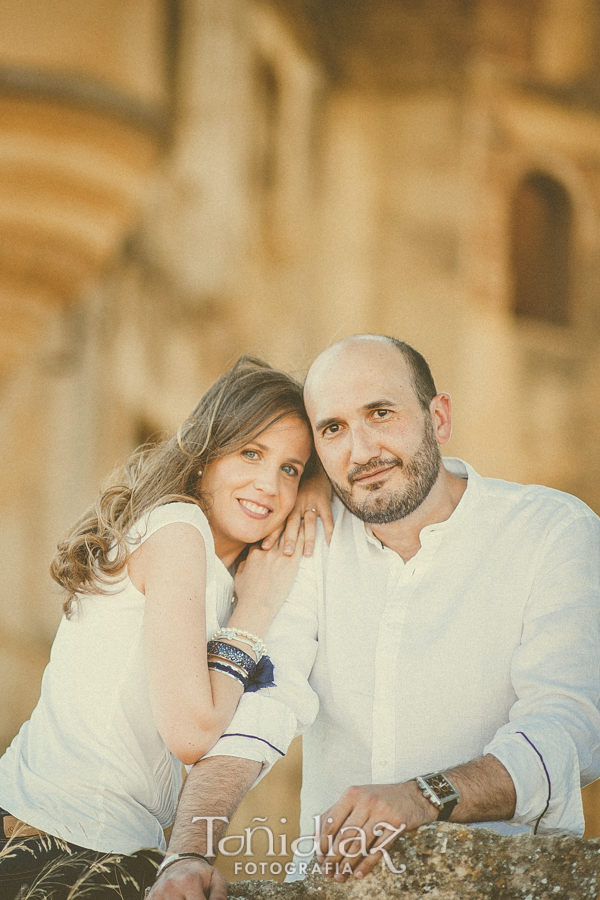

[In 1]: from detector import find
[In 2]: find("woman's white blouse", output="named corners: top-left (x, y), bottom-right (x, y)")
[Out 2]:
top-left (0, 502), bottom-right (233, 854)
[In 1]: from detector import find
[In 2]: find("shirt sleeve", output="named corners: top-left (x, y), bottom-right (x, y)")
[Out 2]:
top-left (484, 508), bottom-right (600, 835)
top-left (202, 546), bottom-right (321, 779)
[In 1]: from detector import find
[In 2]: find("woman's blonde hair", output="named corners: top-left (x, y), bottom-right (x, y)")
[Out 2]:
top-left (51, 356), bottom-right (314, 616)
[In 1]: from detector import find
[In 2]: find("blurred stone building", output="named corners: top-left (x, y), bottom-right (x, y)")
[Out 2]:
top-left (1, 0), bottom-right (600, 860)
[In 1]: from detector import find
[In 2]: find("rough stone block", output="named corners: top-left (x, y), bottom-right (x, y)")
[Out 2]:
top-left (229, 822), bottom-right (600, 900)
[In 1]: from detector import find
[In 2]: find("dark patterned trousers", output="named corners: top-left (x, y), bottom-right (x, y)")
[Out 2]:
top-left (0, 824), bottom-right (161, 900)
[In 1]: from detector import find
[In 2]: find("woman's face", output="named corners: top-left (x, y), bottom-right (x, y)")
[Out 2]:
top-left (200, 415), bottom-right (313, 565)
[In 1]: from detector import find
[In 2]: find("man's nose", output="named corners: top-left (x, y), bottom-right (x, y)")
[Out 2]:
top-left (349, 426), bottom-right (381, 466)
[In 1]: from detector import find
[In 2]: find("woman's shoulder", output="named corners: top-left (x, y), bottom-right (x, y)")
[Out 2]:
top-left (132, 501), bottom-right (215, 553)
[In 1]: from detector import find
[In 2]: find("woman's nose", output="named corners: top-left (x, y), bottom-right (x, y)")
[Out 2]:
top-left (253, 465), bottom-right (279, 494)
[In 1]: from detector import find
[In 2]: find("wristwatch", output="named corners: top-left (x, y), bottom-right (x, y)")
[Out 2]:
top-left (415, 772), bottom-right (460, 821)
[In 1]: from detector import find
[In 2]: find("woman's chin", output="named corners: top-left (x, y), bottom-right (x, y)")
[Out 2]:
top-left (242, 516), bottom-right (285, 545)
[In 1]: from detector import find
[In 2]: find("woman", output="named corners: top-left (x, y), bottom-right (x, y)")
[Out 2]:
top-left (0, 355), bottom-right (331, 900)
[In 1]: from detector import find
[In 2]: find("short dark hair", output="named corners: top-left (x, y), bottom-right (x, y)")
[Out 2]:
top-left (383, 336), bottom-right (438, 411)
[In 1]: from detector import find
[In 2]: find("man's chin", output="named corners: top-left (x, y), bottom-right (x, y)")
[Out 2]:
top-left (332, 484), bottom-right (399, 523)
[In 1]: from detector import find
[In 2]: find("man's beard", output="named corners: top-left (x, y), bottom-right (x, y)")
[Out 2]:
top-left (330, 415), bottom-right (442, 524)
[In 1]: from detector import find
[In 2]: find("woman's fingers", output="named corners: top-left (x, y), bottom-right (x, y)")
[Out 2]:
top-left (280, 510), bottom-right (303, 556)
top-left (316, 498), bottom-right (334, 546)
top-left (300, 508), bottom-right (318, 557)
top-left (261, 523), bottom-right (284, 551)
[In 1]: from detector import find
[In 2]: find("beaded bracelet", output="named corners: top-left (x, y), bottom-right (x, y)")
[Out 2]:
top-left (211, 627), bottom-right (266, 661)
top-left (208, 659), bottom-right (248, 689)
top-left (221, 635), bottom-right (258, 658)
top-left (207, 654), bottom-right (248, 678)
top-left (206, 641), bottom-right (256, 677)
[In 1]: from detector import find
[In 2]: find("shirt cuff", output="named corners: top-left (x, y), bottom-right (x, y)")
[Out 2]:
top-left (484, 716), bottom-right (585, 835)
top-left (202, 693), bottom-right (298, 782)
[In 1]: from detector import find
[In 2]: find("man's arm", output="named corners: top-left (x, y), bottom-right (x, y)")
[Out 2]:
top-left (147, 756), bottom-right (261, 900)
top-left (318, 508), bottom-right (600, 881)
top-left (147, 543), bottom-right (323, 898)
top-left (316, 754), bottom-right (515, 881)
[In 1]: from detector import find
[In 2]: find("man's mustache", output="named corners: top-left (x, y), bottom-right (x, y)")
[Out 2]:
top-left (348, 458), bottom-right (403, 484)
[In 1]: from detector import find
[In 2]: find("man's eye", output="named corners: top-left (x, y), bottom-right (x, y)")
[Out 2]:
top-left (323, 424), bottom-right (340, 436)
top-left (374, 409), bottom-right (390, 419)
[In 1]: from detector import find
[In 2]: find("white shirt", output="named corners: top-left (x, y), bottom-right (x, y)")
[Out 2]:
top-left (206, 459), bottom-right (600, 841)
top-left (0, 503), bottom-right (234, 854)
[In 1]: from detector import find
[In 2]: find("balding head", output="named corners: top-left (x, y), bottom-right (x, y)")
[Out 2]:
top-left (304, 335), bottom-right (437, 414)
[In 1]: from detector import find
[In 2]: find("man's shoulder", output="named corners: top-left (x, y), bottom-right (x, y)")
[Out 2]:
top-left (330, 496), bottom-right (371, 537)
top-left (474, 466), bottom-right (599, 527)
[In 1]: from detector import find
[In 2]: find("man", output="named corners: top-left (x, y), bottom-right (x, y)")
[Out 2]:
top-left (148, 335), bottom-right (600, 900)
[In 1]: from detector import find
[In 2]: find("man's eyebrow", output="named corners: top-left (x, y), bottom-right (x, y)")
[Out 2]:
top-left (315, 399), bottom-right (398, 432)
top-left (314, 416), bottom-right (339, 432)
top-left (363, 398), bottom-right (397, 411)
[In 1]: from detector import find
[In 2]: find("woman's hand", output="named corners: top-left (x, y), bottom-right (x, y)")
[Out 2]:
top-left (232, 526), bottom-right (305, 633)
top-left (261, 463), bottom-right (334, 557)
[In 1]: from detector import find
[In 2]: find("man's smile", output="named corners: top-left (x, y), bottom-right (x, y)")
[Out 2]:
top-left (350, 463), bottom-right (399, 486)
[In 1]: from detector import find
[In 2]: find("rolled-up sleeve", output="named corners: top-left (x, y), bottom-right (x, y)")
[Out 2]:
top-left (203, 551), bottom-right (321, 777)
top-left (484, 509), bottom-right (600, 835)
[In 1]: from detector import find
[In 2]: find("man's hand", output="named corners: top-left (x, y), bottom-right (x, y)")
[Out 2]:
top-left (316, 756), bottom-right (516, 882)
top-left (317, 781), bottom-right (437, 881)
top-left (145, 857), bottom-right (227, 900)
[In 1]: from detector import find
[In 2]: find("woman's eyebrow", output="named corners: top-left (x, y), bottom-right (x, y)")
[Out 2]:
top-left (248, 439), bottom-right (306, 467)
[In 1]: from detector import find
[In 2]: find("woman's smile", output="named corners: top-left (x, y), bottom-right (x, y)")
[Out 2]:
top-left (237, 498), bottom-right (273, 518)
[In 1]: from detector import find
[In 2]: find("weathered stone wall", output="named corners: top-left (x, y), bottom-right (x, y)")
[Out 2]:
top-left (229, 823), bottom-right (600, 900)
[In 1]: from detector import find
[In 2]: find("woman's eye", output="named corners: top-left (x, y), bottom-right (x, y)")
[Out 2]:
top-left (242, 449), bottom-right (258, 460)
top-left (281, 464), bottom-right (299, 477)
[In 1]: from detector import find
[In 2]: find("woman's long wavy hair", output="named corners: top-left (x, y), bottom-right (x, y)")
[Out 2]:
top-left (51, 356), bottom-right (315, 616)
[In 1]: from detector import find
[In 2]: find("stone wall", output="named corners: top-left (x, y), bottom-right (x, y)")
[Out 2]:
top-left (229, 823), bottom-right (600, 900)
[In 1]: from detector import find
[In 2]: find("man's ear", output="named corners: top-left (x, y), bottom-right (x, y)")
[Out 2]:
top-left (430, 393), bottom-right (452, 445)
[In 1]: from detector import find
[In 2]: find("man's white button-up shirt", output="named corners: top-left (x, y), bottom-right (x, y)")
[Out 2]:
top-left (205, 459), bottom-right (600, 838)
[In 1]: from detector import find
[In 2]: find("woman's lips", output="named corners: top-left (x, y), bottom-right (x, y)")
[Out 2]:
top-left (238, 498), bottom-right (272, 519)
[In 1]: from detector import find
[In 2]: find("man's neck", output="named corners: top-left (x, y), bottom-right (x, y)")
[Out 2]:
top-left (370, 466), bottom-right (467, 562)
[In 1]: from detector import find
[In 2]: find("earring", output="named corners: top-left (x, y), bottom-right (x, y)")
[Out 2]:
top-left (198, 468), bottom-right (203, 477)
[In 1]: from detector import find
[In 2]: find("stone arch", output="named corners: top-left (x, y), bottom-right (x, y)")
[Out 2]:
top-left (510, 171), bottom-right (572, 326)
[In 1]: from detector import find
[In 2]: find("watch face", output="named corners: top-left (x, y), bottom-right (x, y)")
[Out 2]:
top-left (424, 774), bottom-right (457, 800)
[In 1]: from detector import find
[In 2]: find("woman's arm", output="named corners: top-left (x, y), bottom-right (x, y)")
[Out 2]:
top-left (132, 523), bottom-right (303, 765)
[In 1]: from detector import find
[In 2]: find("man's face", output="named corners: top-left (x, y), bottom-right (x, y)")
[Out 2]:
top-left (304, 342), bottom-right (442, 524)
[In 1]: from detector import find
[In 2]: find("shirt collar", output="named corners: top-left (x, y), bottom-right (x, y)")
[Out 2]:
top-left (362, 456), bottom-right (481, 549)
